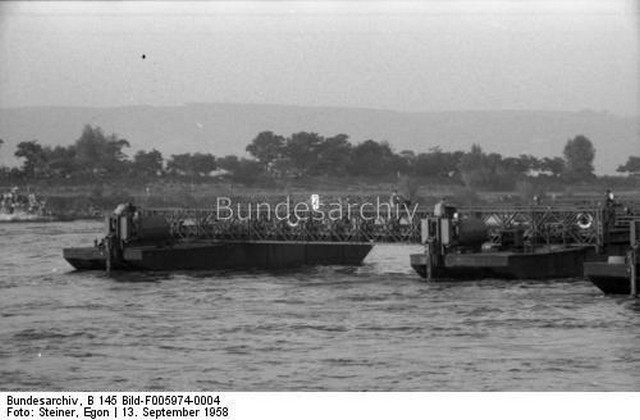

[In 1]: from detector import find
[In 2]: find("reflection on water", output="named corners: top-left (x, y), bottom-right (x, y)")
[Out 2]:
top-left (1, 221), bottom-right (639, 391)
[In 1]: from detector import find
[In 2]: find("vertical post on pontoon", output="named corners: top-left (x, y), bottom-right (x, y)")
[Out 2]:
top-left (630, 248), bottom-right (637, 298)
top-left (425, 241), bottom-right (432, 281)
top-left (630, 220), bottom-right (639, 298)
top-left (105, 234), bottom-right (112, 275)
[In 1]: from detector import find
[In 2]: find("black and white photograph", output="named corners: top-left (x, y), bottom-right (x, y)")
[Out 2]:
top-left (0, 0), bottom-right (639, 408)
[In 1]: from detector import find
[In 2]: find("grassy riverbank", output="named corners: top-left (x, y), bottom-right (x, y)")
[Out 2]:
top-left (5, 175), bottom-right (638, 220)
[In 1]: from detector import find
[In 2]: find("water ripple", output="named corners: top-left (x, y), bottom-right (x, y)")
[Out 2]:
top-left (1, 222), bottom-right (639, 391)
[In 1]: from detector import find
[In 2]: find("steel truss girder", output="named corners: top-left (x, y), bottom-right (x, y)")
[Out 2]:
top-left (142, 208), bottom-right (425, 243)
top-left (141, 204), bottom-right (628, 248)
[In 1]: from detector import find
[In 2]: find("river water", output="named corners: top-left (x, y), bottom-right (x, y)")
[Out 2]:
top-left (1, 221), bottom-right (639, 391)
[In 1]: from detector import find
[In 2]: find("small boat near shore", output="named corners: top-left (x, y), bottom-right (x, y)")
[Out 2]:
top-left (0, 212), bottom-right (55, 223)
top-left (0, 187), bottom-right (54, 222)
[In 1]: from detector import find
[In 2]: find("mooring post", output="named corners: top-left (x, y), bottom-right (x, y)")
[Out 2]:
top-left (425, 240), bottom-right (432, 281)
top-left (630, 221), bottom-right (639, 298)
top-left (630, 246), bottom-right (638, 298)
top-left (105, 234), bottom-right (112, 275)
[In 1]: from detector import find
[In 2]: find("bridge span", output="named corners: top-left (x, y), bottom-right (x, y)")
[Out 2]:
top-left (139, 202), bottom-right (637, 250)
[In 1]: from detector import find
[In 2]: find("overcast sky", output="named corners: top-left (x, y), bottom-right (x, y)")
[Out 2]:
top-left (0, 1), bottom-right (637, 115)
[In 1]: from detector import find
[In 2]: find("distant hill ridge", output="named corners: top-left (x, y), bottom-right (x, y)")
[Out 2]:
top-left (0, 103), bottom-right (637, 174)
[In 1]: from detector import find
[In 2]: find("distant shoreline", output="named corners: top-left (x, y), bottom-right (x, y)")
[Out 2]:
top-left (2, 177), bottom-right (638, 222)
top-left (1, 104), bottom-right (636, 174)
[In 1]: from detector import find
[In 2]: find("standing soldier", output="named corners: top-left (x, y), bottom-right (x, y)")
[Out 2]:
top-left (605, 189), bottom-right (615, 206)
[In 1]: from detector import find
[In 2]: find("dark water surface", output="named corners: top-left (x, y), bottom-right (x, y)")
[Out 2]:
top-left (1, 221), bottom-right (639, 391)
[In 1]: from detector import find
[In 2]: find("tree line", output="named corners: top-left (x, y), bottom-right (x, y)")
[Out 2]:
top-left (1, 125), bottom-right (638, 189)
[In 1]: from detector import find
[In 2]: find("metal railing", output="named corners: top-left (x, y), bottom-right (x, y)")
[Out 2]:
top-left (142, 208), bottom-right (427, 243)
top-left (139, 202), bottom-right (637, 248)
top-left (464, 205), bottom-right (605, 248)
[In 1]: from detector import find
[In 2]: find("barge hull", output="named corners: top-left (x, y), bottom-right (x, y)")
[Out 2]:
top-left (584, 262), bottom-right (630, 295)
top-left (410, 247), bottom-right (588, 281)
top-left (64, 241), bottom-right (373, 271)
